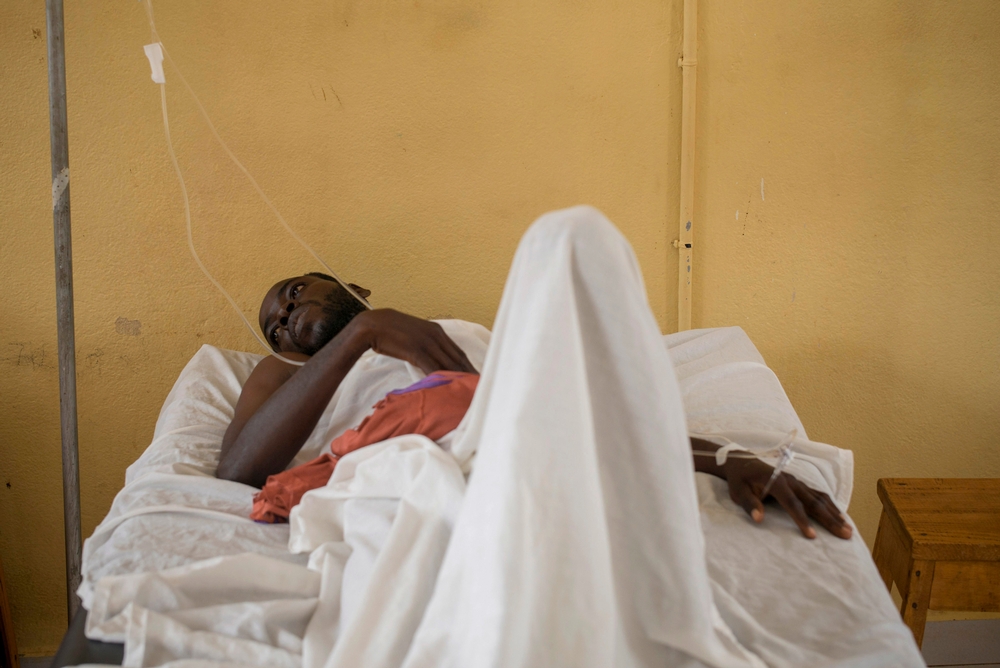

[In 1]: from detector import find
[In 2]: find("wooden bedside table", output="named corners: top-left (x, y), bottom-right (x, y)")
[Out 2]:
top-left (872, 478), bottom-right (1000, 647)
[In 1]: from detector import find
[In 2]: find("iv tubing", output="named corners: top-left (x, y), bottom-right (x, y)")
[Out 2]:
top-left (153, 82), bottom-right (302, 363)
top-left (691, 451), bottom-right (767, 459)
top-left (143, 0), bottom-right (370, 364)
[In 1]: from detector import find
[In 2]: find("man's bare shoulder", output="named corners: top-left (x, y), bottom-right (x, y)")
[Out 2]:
top-left (222, 351), bottom-right (312, 458)
top-left (244, 352), bottom-right (311, 393)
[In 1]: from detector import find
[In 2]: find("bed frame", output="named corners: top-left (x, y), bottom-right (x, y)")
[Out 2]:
top-left (51, 611), bottom-right (123, 668)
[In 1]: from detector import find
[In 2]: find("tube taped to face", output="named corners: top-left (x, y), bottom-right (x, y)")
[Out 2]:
top-left (141, 1), bottom-right (371, 366)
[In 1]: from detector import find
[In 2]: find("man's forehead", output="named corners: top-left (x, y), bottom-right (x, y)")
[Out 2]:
top-left (265, 278), bottom-right (291, 299)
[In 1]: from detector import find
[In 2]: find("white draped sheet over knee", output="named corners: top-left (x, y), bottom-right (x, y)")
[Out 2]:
top-left (402, 206), bottom-right (765, 668)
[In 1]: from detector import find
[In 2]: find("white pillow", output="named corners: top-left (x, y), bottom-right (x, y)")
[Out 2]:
top-left (665, 327), bottom-right (854, 507)
top-left (126, 320), bottom-right (493, 485)
top-left (125, 345), bottom-right (262, 485)
top-left (125, 324), bottom-right (851, 506)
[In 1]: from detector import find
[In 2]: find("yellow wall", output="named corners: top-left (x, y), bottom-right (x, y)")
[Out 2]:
top-left (0, 0), bottom-right (681, 652)
top-left (693, 0), bottom-right (1000, 621)
top-left (0, 0), bottom-right (997, 654)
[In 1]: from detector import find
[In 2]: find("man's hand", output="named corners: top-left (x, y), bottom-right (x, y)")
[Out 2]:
top-left (691, 437), bottom-right (852, 540)
top-left (352, 309), bottom-right (477, 375)
top-left (723, 456), bottom-right (853, 540)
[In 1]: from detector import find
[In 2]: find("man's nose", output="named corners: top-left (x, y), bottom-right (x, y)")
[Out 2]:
top-left (278, 300), bottom-right (297, 326)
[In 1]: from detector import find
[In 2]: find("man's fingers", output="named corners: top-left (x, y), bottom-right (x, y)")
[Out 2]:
top-left (440, 341), bottom-right (476, 374)
top-left (732, 486), bottom-right (765, 523)
top-left (403, 340), bottom-right (471, 375)
top-left (437, 333), bottom-right (478, 374)
top-left (794, 484), bottom-right (853, 540)
top-left (802, 492), bottom-right (839, 535)
top-left (424, 322), bottom-right (475, 374)
top-left (368, 313), bottom-right (477, 374)
top-left (454, 348), bottom-right (477, 374)
top-left (429, 341), bottom-right (476, 374)
top-left (411, 350), bottom-right (444, 375)
top-left (823, 496), bottom-right (852, 538)
top-left (772, 477), bottom-right (816, 538)
top-left (410, 340), bottom-right (459, 374)
top-left (430, 344), bottom-right (465, 373)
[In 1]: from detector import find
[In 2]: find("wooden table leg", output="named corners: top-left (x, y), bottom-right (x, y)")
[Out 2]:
top-left (871, 510), bottom-right (894, 591)
top-left (900, 559), bottom-right (935, 648)
top-left (0, 556), bottom-right (18, 668)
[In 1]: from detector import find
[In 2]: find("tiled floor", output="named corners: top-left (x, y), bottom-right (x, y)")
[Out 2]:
top-left (922, 619), bottom-right (1000, 667)
top-left (15, 619), bottom-right (1000, 667)
top-left (19, 658), bottom-right (52, 668)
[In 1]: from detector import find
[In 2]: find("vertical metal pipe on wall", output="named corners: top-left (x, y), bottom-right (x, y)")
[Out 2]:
top-left (676, 0), bottom-right (698, 330)
top-left (45, 0), bottom-right (82, 622)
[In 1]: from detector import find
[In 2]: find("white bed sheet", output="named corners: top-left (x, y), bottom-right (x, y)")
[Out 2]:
top-left (77, 322), bottom-right (921, 667)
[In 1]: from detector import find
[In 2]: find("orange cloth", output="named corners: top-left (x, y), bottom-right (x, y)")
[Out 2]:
top-left (250, 371), bottom-right (478, 523)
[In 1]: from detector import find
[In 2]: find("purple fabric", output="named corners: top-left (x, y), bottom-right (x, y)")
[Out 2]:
top-left (389, 372), bottom-right (454, 395)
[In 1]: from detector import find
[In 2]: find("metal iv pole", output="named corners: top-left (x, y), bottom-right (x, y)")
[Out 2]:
top-left (45, 0), bottom-right (83, 622)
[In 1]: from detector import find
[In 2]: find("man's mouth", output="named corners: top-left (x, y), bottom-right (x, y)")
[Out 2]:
top-left (288, 306), bottom-right (309, 346)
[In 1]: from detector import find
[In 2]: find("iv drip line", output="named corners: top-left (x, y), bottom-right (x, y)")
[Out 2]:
top-left (140, 10), bottom-right (801, 494)
top-left (142, 0), bottom-right (371, 366)
top-left (140, 3), bottom-right (802, 501)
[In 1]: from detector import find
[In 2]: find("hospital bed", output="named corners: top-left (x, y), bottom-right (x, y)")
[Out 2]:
top-left (56, 323), bottom-right (923, 667)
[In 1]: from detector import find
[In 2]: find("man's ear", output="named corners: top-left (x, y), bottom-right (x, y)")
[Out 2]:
top-left (349, 283), bottom-right (371, 299)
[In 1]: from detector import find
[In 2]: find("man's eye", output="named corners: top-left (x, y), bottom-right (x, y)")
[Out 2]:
top-left (270, 329), bottom-right (279, 345)
top-left (292, 283), bottom-right (304, 298)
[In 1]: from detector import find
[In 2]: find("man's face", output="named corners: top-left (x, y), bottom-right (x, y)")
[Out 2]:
top-left (258, 275), bottom-right (369, 355)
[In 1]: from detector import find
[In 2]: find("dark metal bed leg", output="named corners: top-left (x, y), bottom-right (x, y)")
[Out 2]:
top-left (51, 610), bottom-right (124, 668)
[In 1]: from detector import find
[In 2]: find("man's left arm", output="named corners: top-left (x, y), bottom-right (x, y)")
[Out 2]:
top-left (691, 437), bottom-right (852, 540)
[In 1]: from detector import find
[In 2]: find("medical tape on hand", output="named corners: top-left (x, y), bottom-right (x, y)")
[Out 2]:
top-left (690, 434), bottom-right (751, 466)
top-left (714, 442), bottom-right (751, 467)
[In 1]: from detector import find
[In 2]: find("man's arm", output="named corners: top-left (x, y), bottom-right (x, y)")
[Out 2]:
top-left (217, 309), bottom-right (475, 487)
top-left (691, 437), bottom-right (852, 540)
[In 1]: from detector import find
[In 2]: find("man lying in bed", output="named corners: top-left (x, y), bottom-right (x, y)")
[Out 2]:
top-left (217, 261), bottom-right (852, 541)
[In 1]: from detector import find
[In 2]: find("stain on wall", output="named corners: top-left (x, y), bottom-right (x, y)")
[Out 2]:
top-left (114, 317), bottom-right (142, 336)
